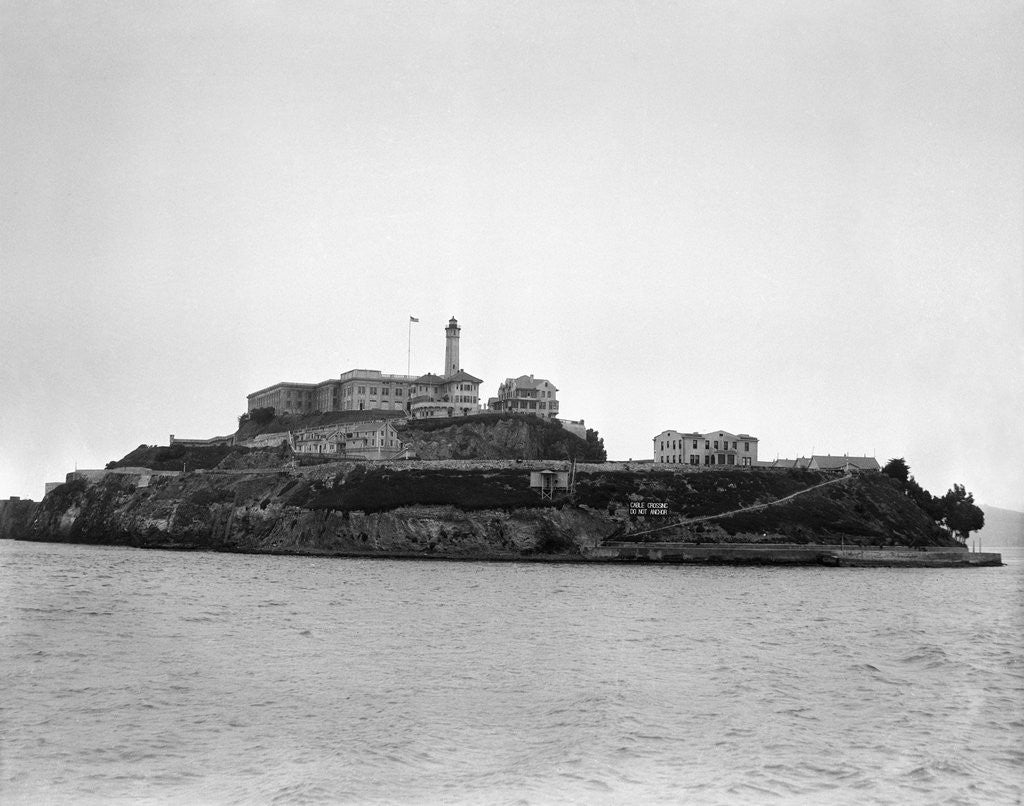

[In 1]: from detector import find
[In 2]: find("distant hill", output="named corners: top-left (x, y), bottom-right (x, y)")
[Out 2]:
top-left (979, 506), bottom-right (1024, 547)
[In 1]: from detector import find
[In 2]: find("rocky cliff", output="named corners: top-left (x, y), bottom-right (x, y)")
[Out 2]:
top-left (396, 414), bottom-right (605, 461)
top-left (4, 463), bottom-right (957, 558)
top-left (0, 499), bottom-right (37, 541)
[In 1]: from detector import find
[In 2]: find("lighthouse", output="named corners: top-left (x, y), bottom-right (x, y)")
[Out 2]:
top-left (444, 317), bottom-right (460, 376)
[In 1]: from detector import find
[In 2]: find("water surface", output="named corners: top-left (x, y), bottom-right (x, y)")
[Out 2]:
top-left (2, 541), bottom-right (1021, 804)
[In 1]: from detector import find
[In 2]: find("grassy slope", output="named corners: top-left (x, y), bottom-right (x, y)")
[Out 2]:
top-left (302, 465), bottom-right (950, 545)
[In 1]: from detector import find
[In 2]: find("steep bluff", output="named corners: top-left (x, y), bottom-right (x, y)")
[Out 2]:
top-left (395, 414), bottom-right (605, 461)
top-left (0, 499), bottom-right (37, 541)
top-left (5, 463), bottom-right (957, 558)
top-left (231, 411), bottom-right (606, 463)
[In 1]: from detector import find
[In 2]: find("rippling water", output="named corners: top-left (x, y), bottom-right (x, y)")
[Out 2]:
top-left (1, 540), bottom-right (1022, 805)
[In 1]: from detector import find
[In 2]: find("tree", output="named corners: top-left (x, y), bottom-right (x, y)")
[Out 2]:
top-left (249, 407), bottom-right (276, 426)
top-left (882, 457), bottom-right (910, 485)
top-left (584, 429), bottom-right (607, 462)
top-left (940, 484), bottom-right (985, 542)
top-left (906, 476), bottom-right (944, 521)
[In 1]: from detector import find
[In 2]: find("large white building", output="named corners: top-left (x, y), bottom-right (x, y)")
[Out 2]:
top-left (653, 429), bottom-right (759, 467)
top-left (488, 375), bottom-right (559, 419)
top-left (246, 317), bottom-right (482, 420)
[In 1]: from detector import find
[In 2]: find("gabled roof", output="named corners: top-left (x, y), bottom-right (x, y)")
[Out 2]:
top-left (705, 429), bottom-right (745, 440)
top-left (504, 374), bottom-right (557, 391)
top-left (413, 373), bottom-right (445, 385)
top-left (446, 369), bottom-right (483, 384)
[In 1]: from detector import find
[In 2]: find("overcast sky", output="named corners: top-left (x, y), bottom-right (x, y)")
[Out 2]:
top-left (2, 1), bottom-right (1022, 511)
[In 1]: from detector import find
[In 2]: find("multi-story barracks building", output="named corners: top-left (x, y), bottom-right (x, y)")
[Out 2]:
top-left (246, 317), bottom-right (482, 419)
top-left (653, 429), bottom-right (759, 467)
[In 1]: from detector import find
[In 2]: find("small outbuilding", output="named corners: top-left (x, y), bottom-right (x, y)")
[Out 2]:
top-left (529, 470), bottom-right (571, 499)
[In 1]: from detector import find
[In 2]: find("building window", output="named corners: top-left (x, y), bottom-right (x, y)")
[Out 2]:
top-left (705, 441), bottom-right (710, 449)
top-left (714, 441), bottom-right (719, 449)
top-left (693, 440), bottom-right (698, 449)
top-left (357, 386), bottom-right (365, 394)
top-left (732, 441), bottom-right (737, 450)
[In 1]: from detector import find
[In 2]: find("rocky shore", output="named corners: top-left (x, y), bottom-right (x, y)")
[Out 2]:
top-left (0, 460), bottom-right (1000, 566)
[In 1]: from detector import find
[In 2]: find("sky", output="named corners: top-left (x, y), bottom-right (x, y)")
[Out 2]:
top-left (2, 1), bottom-right (1022, 511)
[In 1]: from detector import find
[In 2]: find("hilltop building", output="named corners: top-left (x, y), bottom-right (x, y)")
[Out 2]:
top-left (246, 317), bottom-right (482, 420)
top-left (488, 375), bottom-right (559, 419)
top-left (653, 429), bottom-right (759, 467)
top-left (290, 419), bottom-right (407, 460)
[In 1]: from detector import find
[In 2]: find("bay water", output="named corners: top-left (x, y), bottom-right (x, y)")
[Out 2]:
top-left (2, 540), bottom-right (1021, 805)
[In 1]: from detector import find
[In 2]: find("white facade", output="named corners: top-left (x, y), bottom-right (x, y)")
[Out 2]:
top-left (653, 429), bottom-right (759, 467)
top-left (246, 317), bottom-right (481, 418)
top-left (489, 375), bottom-right (559, 419)
top-left (291, 420), bottom-right (406, 460)
top-left (408, 369), bottom-right (482, 419)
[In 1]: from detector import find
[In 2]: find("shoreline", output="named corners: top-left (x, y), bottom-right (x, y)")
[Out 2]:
top-left (3, 537), bottom-right (1002, 567)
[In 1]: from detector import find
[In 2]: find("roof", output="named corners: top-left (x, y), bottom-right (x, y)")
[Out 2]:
top-left (502, 374), bottom-right (557, 391)
top-left (446, 369), bottom-right (483, 384)
top-left (247, 381), bottom-right (319, 398)
top-left (810, 455), bottom-right (880, 471)
top-left (412, 373), bottom-right (445, 385)
top-left (705, 429), bottom-right (750, 441)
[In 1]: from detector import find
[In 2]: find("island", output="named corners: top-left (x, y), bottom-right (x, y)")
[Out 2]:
top-left (0, 413), bottom-right (1001, 567)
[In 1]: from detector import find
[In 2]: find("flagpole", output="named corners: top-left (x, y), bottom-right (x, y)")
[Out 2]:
top-left (407, 316), bottom-right (418, 376)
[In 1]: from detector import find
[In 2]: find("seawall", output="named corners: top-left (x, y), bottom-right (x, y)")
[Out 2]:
top-left (588, 542), bottom-right (1002, 567)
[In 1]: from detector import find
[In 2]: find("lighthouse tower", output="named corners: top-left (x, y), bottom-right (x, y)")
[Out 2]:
top-left (444, 317), bottom-right (460, 376)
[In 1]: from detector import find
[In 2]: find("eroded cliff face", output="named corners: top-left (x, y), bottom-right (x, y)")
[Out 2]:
top-left (12, 469), bottom-right (610, 558)
top-left (6, 463), bottom-right (955, 557)
top-left (0, 499), bottom-right (37, 541)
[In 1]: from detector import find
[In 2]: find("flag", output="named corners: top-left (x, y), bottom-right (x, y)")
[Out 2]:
top-left (409, 316), bottom-right (419, 322)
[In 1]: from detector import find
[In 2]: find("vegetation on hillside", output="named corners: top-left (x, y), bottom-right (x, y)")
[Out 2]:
top-left (397, 413), bottom-right (606, 461)
top-left (106, 442), bottom-right (291, 472)
top-left (305, 466), bottom-right (552, 513)
top-left (299, 465), bottom-right (949, 545)
top-left (106, 443), bottom-right (245, 471)
top-left (235, 407), bottom-right (406, 441)
top-left (881, 458), bottom-right (984, 542)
